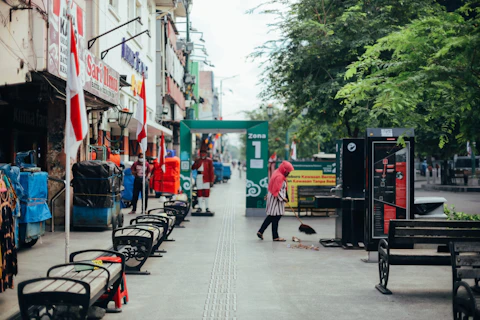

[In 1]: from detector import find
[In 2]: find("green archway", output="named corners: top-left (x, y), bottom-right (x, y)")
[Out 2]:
top-left (179, 120), bottom-right (269, 216)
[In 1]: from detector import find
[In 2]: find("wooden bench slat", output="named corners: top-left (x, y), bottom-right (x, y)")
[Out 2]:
top-left (454, 242), bottom-right (480, 252)
top-left (391, 220), bottom-right (480, 228)
top-left (390, 249), bottom-right (451, 257)
top-left (456, 268), bottom-right (480, 279)
top-left (395, 228), bottom-right (480, 237)
top-left (394, 237), bottom-right (480, 245)
top-left (456, 256), bottom-right (480, 267)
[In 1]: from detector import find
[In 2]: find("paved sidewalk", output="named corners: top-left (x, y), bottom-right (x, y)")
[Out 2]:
top-left (1, 173), bottom-right (455, 319)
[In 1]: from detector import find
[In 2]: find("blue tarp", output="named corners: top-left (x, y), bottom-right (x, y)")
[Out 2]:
top-left (121, 168), bottom-right (141, 202)
top-left (213, 162), bottom-right (224, 182)
top-left (223, 165), bottom-right (231, 179)
top-left (0, 164), bottom-right (24, 217)
top-left (19, 172), bottom-right (51, 223)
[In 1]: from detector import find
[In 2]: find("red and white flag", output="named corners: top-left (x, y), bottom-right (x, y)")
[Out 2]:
top-left (290, 140), bottom-right (297, 161)
top-left (66, 19), bottom-right (88, 158)
top-left (134, 77), bottom-right (147, 153)
top-left (158, 132), bottom-right (166, 173)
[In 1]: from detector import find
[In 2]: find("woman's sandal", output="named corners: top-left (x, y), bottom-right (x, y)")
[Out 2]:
top-left (257, 232), bottom-right (264, 240)
top-left (273, 238), bottom-right (286, 242)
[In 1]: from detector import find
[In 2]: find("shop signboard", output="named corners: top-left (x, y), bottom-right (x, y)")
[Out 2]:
top-left (47, 0), bottom-right (119, 105)
top-left (286, 162), bottom-right (336, 207)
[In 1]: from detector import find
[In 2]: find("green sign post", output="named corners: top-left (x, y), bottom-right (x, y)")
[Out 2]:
top-left (179, 120), bottom-right (269, 216)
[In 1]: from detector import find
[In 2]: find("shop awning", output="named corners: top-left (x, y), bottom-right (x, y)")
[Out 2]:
top-left (127, 118), bottom-right (172, 137)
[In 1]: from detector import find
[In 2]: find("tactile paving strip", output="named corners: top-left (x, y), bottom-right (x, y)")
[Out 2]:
top-left (203, 202), bottom-right (237, 319)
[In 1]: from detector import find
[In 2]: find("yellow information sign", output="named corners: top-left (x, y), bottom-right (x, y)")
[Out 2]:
top-left (286, 168), bottom-right (336, 207)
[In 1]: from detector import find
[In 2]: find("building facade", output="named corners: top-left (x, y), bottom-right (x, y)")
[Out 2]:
top-left (0, 0), bottom-right (190, 225)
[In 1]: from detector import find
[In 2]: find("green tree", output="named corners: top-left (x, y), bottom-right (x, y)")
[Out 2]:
top-left (250, 0), bottom-right (440, 140)
top-left (336, 1), bottom-right (480, 154)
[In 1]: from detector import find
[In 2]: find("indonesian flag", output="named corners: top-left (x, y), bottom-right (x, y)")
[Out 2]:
top-left (67, 20), bottom-right (88, 158)
top-left (290, 140), bottom-right (297, 161)
top-left (134, 77), bottom-right (147, 153)
top-left (269, 152), bottom-right (277, 162)
top-left (158, 132), bottom-right (166, 173)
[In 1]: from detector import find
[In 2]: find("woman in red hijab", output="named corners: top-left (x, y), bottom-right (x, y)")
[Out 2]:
top-left (257, 161), bottom-right (294, 241)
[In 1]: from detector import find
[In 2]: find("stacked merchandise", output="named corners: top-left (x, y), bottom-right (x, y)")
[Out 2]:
top-left (151, 157), bottom-right (181, 195)
top-left (18, 171), bottom-right (51, 246)
top-left (72, 161), bottom-right (123, 229)
top-left (0, 170), bottom-right (18, 292)
top-left (0, 165), bottom-right (23, 246)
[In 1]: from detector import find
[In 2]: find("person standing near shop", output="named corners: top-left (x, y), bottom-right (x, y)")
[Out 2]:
top-left (192, 148), bottom-right (214, 212)
top-left (257, 161), bottom-right (294, 241)
top-left (129, 153), bottom-right (151, 214)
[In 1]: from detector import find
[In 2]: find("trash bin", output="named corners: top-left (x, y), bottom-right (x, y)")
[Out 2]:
top-left (72, 161), bottom-right (123, 229)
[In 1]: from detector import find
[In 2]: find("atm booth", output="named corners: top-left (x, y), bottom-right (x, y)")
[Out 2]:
top-left (320, 129), bottom-right (415, 254)
top-left (364, 128), bottom-right (415, 257)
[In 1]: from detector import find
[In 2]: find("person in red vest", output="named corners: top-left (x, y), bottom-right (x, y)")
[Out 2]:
top-left (192, 148), bottom-right (214, 212)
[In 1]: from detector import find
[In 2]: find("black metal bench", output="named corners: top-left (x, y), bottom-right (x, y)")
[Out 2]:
top-left (451, 242), bottom-right (480, 320)
top-left (18, 249), bottom-right (125, 319)
top-left (376, 220), bottom-right (480, 294)
top-left (147, 207), bottom-right (179, 239)
top-left (112, 225), bottom-right (163, 275)
top-left (297, 186), bottom-right (333, 216)
top-left (164, 200), bottom-right (190, 226)
top-left (131, 215), bottom-right (170, 252)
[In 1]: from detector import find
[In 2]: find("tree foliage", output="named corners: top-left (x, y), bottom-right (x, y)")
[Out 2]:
top-left (251, 0), bottom-right (478, 159)
top-left (337, 2), bottom-right (480, 155)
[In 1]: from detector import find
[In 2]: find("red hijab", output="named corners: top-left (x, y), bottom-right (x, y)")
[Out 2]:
top-left (268, 161), bottom-right (294, 197)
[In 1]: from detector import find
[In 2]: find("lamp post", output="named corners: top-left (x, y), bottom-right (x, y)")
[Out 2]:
top-left (219, 75), bottom-right (239, 120)
top-left (267, 103), bottom-right (273, 119)
top-left (103, 108), bottom-right (133, 152)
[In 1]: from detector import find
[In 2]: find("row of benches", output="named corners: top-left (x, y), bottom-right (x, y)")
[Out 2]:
top-left (375, 220), bottom-right (480, 319)
top-left (17, 199), bottom-right (191, 319)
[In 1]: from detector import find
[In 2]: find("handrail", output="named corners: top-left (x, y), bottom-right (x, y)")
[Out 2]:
top-left (48, 176), bottom-right (66, 233)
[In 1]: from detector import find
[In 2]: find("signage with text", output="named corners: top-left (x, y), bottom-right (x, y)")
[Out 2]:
top-left (47, 0), bottom-right (120, 105)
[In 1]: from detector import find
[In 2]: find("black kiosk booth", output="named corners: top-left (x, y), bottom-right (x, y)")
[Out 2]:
top-left (364, 128), bottom-right (415, 257)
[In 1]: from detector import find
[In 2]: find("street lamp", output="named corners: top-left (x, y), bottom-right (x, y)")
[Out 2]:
top-left (219, 75), bottom-right (239, 120)
top-left (103, 107), bottom-right (133, 151)
top-left (267, 104), bottom-right (274, 118)
top-left (118, 108), bottom-right (133, 128)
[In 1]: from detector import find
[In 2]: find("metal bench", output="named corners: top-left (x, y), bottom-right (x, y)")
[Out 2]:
top-left (18, 249), bottom-right (125, 319)
top-left (131, 215), bottom-right (170, 252)
top-left (376, 220), bottom-right (480, 294)
top-left (146, 208), bottom-right (179, 239)
top-left (163, 200), bottom-right (190, 226)
top-left (451, 242), bottom-right (480, 320)
top-left (112, 225), bottom-right (163, 275)
top-left (297, 186), bottom-right (333, 216)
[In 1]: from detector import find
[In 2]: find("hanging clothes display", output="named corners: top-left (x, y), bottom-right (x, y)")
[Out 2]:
top-left (0, 172), bottom-right (18, 293)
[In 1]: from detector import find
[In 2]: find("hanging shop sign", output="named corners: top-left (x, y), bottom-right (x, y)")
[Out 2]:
top-left (47, 0), bottom-right (120, 105)
top-left (84, 51), bottom-right (120, 103)
top-left (121, 38), bottom-right (148, 78)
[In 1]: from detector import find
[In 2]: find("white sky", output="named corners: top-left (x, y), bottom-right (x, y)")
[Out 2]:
top-left (187, 0), bottom-right (279, 121)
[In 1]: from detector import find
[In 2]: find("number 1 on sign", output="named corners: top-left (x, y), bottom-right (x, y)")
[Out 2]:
top-left (252, 141), bottom-right (261, 158)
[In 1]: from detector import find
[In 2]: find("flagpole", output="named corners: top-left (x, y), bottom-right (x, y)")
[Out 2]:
top-left (65, 2), bottom-right (72, 263)
top-left (142, 156), bottom-right (146, 214)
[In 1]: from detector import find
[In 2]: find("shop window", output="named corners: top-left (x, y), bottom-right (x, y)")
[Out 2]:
top-left (109, 0), bottom-right (118, 13)
top-left (148, 17), bottom-right (152, 56)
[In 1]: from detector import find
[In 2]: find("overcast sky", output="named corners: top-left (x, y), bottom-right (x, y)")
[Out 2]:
top-left (187, 0), bottom-right (279, 121)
